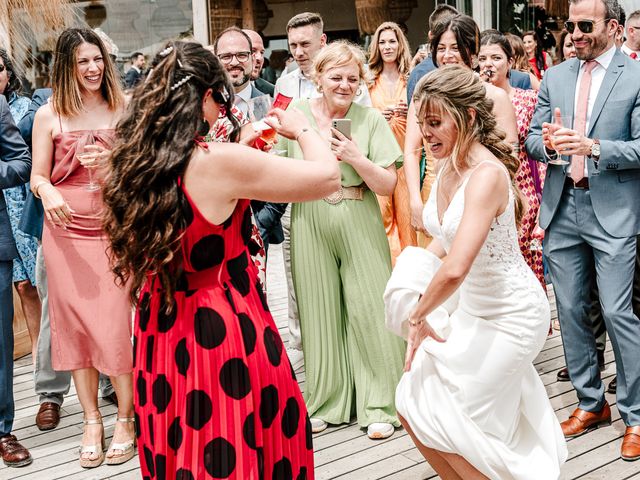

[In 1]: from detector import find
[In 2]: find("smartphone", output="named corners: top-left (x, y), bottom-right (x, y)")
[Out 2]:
top-left (331, 118), bottom-right (351, 139)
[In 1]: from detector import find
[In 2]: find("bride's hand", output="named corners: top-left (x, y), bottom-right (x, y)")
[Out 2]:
top-left (404, 315), bottom-right (445, 372)
top-left (410, 199), bottom-right (427, 234)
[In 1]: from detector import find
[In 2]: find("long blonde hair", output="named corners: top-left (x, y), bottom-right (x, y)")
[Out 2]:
top-left (413, 65), bottom-right (524, 223)
top-left (367, 22), bottom-right (412, 83)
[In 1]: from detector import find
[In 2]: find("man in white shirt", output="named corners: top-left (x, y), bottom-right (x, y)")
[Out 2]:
top-left (526, 0), bottom-right (640, 460)
top-left (622, 9), bottom-right (640, 59)
top-left (214, 27), bottom-right (267, 117)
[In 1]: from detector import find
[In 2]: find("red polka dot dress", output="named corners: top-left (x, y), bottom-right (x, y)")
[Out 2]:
top-left (134, 183), bottom-right (314, 480)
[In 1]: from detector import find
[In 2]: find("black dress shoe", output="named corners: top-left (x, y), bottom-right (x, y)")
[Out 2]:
top-left (557, 367), bottom-right (570, 382)
top-left (608, 376), bottom-right (617, 394)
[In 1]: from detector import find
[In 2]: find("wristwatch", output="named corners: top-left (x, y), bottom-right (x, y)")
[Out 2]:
top-left (590, 138), bottom-right (601, 159)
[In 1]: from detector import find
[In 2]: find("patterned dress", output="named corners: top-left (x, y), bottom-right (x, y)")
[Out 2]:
top-left (3, 93), bottom-right (38, 284)
top-left (134, 184), bottom-right (313, 479)
top-left (511, 88), bottom-right (545, 287)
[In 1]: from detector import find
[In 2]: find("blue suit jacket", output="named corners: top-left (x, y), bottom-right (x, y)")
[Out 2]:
top-left (0, 95), bottom-right (32, 260)
top-left (17, 88), bottom-right (51, 240)
top-left (525, 49), bottom-right (640, 237)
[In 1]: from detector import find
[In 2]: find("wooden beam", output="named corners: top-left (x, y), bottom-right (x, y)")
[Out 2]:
top-left (241, 0), bottom-right (255, 30)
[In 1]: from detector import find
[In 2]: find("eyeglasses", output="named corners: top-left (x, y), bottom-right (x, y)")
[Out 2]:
top-left (217, 51), bottom-right (251, 64)
top-left (564, 18), bottom-right (611, 34)
top-left (212, 87), bottom-right (229, 105)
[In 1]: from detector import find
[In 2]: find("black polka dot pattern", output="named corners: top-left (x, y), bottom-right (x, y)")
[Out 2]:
top-left (138, 292), bottom-right (151, 332)
top-left (155, 453), bottom-right (167, 480)
top-left (194, 307), bottom-right (227, 349)
top-left (157, 301), bottom-right (178, 333)
top-left (134, 411), bottom-right (142, 439)
top-left (227, 252), bottom-right (250, 296)
top-left (264, 327), bottom-right (283, 367)
top-left (186, 390), bottom-right (213, 430)
top-left (219, 358), bottom-right (252, 400)
top-left (297, 467), bottom-right (308, 480)
top-left (241, 207), bottom-right (252, 244)
top-left (152, 374), bottom-right (172, 414)
top-left (175, 338), bottom-right (190, 376)
top-left (272, 457), bottom-right (293, 480)
top-left (238, 313), bottom-right (257, 355)
top-left (176, 469), bottom-right (194, 480)
top-left (168, 417), bottom-right (183, 452)
top-left (305, 415), bottom-right (313, 450)
top-left (145, 335), bottom-right (155, 373)
top-left (190, 234), bottom-right (225, 271)
top-left (204, 437), bottom-right (236, 478)
top-left (281, 397), bottom-right (300, 439)
top-left (143, 445), bottom-right (155, 477)
top-left (147, 414), bottom-right (155, 447)
top-left (255, 280), bottom-right (270, 312)
top-left (260, 385), bottom-right (279, 428)
top-left (137, 371), bottom-right (148, 407)
top-left (243, 413), bottom-right (256, 450)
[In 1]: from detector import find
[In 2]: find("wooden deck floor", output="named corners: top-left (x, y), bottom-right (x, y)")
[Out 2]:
top-left (2, 244), bottom-right (638, 479)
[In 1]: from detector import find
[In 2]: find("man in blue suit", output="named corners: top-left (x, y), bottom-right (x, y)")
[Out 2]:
top-left (526, 0), bottom-right (640, 460)
top-left (0, 95), bottom-right (32, 467)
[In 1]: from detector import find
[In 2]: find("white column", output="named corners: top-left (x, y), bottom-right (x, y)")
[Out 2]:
top-left (471, 0), bottom-right (493, 31)
top-left (193, 0), bottom-right (210, 45)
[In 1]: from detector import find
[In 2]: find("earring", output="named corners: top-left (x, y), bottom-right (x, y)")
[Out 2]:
top-left (356, 87), bottom-right (362, 96)
top-left (197, 118), bottom-right (211, 137)
top-left (316, 85), bottom-right (323, 93)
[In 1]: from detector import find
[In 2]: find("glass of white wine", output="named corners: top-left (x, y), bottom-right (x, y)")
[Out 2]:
top-left (548, 115), bottom-right (574, 166)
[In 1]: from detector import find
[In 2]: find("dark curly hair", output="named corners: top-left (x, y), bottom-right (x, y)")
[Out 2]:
top-left (0, 48), bottom-right (23, 98)
top-left (102, 41), bottom-right (238, 305)
top-left (431, 14), bottom-right (480, 69)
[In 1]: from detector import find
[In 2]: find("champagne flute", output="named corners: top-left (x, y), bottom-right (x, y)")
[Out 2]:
top-left (548, 115), bottom-right (573, 166)
top-left (76, 136), bottom-right (101, 191)
top-left (247, 96), bottom-right (285, 155)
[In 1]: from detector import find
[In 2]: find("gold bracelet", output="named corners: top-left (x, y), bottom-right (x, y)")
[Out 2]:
top-left (408, 316), bottom-right (424, 327)
top-left (31, 181), bottom-right (51, 199)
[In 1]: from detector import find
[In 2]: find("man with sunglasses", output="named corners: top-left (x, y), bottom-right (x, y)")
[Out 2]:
top-left (213, 27), bottom-right (269, 117)
top-left (526, 0), bottom-right (640, 461)
top-left (622, 10), bottom-right (640, 59)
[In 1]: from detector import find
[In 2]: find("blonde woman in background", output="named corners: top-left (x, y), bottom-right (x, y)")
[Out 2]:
top-left (367, 22), bottom-right (413, 263)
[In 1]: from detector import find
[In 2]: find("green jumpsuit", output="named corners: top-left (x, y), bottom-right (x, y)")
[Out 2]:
top-left (280, 100), bottom-right (406, 427)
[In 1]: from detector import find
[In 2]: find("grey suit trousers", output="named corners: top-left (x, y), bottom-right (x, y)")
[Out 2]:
top-left (545, 187), bottom-right (640, 425)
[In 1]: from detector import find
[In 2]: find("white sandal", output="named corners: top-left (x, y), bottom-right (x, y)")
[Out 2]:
top-left (79, 417), bottom-right (105, 468)
top-left (105, 417), bottom-right (137, 466)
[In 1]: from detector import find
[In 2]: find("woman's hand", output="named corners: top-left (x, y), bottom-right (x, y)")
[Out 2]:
top-left (266, 107), bottom-right (311, 140)
top-left (404, 314), bottom-right (446, 372)
top-left (77, 144), bottom-right (110, 170)
top-left (39, 183), bottom-right (74, 228)
top-left (382, 107), bottom-right (395, 121)
top-left (329, 128), bottom-right (361, 164)
top-left (410, 198), bottom-right (427, 234)
top-left (394, 100), bottom-right (408, 119)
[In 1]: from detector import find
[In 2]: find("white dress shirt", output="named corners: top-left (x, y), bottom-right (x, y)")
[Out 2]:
top-left (234, 82), bottom-right (253, 117)
top-left (567, 45), bottom-right (616, 176)
top-left (621, 43), bottom-right (640, 59)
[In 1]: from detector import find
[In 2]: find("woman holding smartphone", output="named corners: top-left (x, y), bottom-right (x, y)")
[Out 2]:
top-left (367, 21), bottom-right (414, 263)
top-left (279, 40), bottom-right (406, 440)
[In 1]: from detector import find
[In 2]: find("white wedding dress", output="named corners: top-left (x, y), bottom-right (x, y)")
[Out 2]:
top-left (395, 163), bottom-right (567, 479)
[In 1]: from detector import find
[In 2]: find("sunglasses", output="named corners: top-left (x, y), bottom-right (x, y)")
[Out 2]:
top-left (0, 65), bottom-right (5, 73)
top-left (212, 87), bottom-right (229, 105)
top-left (564, 18), bottom-right (611, 34)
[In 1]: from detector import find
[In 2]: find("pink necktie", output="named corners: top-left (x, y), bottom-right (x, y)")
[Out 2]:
top-left (571, 60), bottom-right (597, 183)
top-left (631, 52), bottom-right (638, 60)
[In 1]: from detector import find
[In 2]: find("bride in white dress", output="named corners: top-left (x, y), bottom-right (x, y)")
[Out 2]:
top-left (393, 65), bottom-right (567, 479)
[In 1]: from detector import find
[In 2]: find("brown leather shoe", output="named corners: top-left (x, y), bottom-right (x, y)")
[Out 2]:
top-left (0, 434), bottom-right (33, 467)
top-left (561, 402), bottom-right (611, 438)
top-left (621, 426), bottom-right (640, 461)
top-left (36, 402), bottom-right (61, 431)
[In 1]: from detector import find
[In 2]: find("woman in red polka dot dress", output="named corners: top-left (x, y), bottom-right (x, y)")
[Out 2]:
top-left (102, 41), bottom-right (340, 479)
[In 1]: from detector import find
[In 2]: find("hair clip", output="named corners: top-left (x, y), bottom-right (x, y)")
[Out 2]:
top-left (170, 74), bottom-right (193, 91)
top-left (159, 45), bottom-right (174, 57)
top-left (177, 59), bottom-right (183, 68)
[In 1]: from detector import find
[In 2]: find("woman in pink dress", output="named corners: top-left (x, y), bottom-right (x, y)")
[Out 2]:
top-left (30, 28), bottom-right (134, 468)
top-left (479, 32), bottom-right (545, 288)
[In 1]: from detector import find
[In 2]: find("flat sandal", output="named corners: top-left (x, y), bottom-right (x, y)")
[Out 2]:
top-left (105, 416), bottom-right (136, 466)
top-left (79, 417), bottom-right (105, 468)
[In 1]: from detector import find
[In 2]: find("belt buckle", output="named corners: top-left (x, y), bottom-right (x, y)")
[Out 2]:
top-left (324, 187), bottom-right (344, 205)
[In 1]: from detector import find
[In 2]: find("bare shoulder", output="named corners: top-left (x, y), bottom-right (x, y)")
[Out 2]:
top-left (33, 102), bottom-right (57, 134)
top-left (466, 160), bottom-right (509, 202)
top-left (485, 83), bottom-right (510, 104)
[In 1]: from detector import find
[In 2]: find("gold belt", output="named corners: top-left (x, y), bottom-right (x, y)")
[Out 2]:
top-left (323, 185), bottom-right (365, 205)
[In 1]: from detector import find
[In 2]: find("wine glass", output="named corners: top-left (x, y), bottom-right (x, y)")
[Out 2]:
top-left (76, 137), bottom-right (101, 191)
top-left (247, 96), bottom-right (285, 155)
top-left (548, 115), bottom-right (573, 166)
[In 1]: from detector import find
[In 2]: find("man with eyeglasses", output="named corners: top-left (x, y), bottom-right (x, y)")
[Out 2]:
top-left (526, 0), bottom-right (640, 461)
top-left (622, 10), bottom-right (640, 59)
top-left (214, 27), bottom-right (268, 117)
